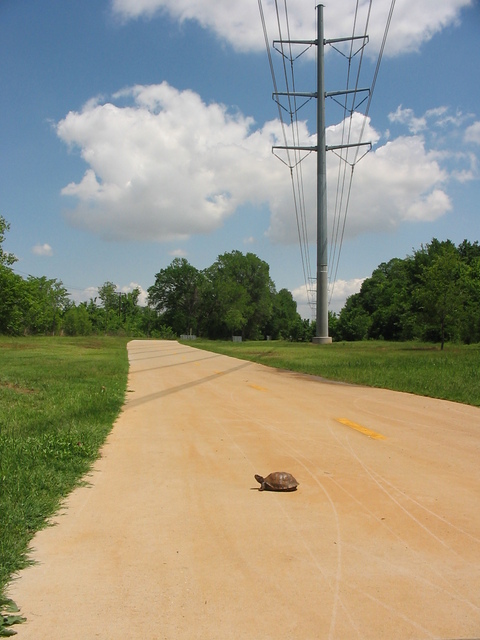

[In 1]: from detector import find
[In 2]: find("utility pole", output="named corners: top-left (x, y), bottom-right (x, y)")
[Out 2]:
top-left (315, 4), bottom-right (329, 343)
top-left (273, 4), bottom-right (370, 344)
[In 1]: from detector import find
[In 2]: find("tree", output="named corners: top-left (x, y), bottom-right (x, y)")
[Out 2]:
top-left (361, 258), bottom-right (415, 340)
top-left (265, 288), bottom-right (302, 339)
top-left (200, 251), bottom-right (274, 340)
top-left (0, 216), bottom-right (17, 268)
top-left (460, 257), bottom-right (480, 344)
top-left (148, 259), bottom-right (203, 336)
top-left (63, 303), bottom-right (93, 336)
top-left (22, 276), bottom-right (69, 335)
top-left (415, 244), bottom-right (467, 349)
top-left (98, 281), bottom-right (120, 313)
top-left (0, 216), bottom-right (24, 334)
top-left (336, 292), bottom-right (371, 341)
top-left (0, 266), bottom-right (24, 334)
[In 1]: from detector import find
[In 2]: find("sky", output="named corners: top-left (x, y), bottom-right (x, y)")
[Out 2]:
top-left (1, 0), bottom-right (479, 318)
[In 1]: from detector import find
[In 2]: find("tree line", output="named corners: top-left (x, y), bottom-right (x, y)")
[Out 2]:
top-left (1, 216), bottom-right (479, 345)
top-left (0, 216), bottom-right (309, 340)
top-left (332, 238), bottom-right (480, 348)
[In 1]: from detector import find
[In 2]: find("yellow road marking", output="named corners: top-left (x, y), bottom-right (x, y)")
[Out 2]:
top-left (336, 418), bottom-right (386, 440)
top-left (248, 384), bottom-right (267, 392)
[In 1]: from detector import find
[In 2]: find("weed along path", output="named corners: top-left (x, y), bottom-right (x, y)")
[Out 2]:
top-left (8, 340), bottom-right (480, 639)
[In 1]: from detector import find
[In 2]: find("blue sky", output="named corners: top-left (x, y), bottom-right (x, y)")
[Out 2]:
top-left (1, 0), bottom-right (479, 317)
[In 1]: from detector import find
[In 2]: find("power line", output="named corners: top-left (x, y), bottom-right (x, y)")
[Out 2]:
top-left (329, 0), bottom-right (396, 305)
top-left (259, 1), bottom-right (396, 318)
top-left (259, 0), bottom-right (315, 311)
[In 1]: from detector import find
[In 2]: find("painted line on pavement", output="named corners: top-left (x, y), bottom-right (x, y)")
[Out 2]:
top-left (336, 418), bottom-right (386, 440)
top-left (248, 383), bottom-right (267, 392)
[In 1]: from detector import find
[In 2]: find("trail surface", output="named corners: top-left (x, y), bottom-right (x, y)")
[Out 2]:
top-left (9, 340), bottom-right (480, 639)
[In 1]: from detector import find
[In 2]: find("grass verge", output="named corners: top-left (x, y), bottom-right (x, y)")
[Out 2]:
top-left (0, 336), bottom-right (129, 604)
top-left (186, 339), bottom-right (480, 407)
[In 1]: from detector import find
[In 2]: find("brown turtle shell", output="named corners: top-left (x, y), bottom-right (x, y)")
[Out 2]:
top-left (255, 471), bottom-right (298, 491)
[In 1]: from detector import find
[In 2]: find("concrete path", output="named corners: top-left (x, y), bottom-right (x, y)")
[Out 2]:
top-left (8, 340), bottom-right (480, 639)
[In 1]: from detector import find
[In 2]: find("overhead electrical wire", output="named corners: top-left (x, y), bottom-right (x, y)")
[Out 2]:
top-left (259, 0), bottom-right (396, 314)
top-left (259, 0), bottom-right (315, 311)
top-left (329, 0), bottom-right (396, 304)
top-left (329, 0), bottom-right (373, 301)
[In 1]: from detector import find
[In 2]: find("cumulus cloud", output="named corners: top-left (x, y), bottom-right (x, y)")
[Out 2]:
top-left (57, 83), bottom-right (290, 241)
top-left (121, 282), bottom-right (149, 306)
top-left (57, 84), bottom-right (460, 247)
top-left (110, 0), bottom-right (472, 57)
top-left (337, 134), bottom-right (451, 234)
top-left (268, 111), bottom-right (452, 243)
top-left (465, 121), bottom-right (480, 145)
top-left (32, 243), bottom-right (53, 257)
top-left (389, 106), bottom-right (427, 134)
top-left (390, 104), bottom-right (475, 134)
top-left (291, 283), bottom-right (315, 320)
top-left (69, 282), bottom-right (148, 306)
top-left (292, 277), bottom-right (364, 317)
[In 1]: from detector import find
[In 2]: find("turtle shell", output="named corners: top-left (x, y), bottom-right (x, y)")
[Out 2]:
top-left (255, 471), bottom-right (298, 491)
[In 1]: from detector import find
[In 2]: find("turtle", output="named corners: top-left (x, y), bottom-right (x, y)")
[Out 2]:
top-left (254, 471), bottom-right (298, 492)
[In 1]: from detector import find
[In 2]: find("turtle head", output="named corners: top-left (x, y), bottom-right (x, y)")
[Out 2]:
top-left (254, 474), bottom-right (265, 490)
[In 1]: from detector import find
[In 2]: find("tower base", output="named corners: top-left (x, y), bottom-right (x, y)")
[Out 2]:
top-left (312, 336), bottom-right (333, 344)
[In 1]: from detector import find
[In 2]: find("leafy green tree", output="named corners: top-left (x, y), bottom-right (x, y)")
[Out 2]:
top-left (362, 258), bottom-right (415, 340)
top-left (62, 302), bottom-right (93, 336)
top-left (98, 281), bottom-right (120, 313)
top-left (265, 288), bottom-right (302, 339)
top-left (22, 276), bottom-right (69, 335)
top-left (336, 292), bottom-right (371, 341)
top-left (0, 216), bottom-right (17, 268)
top-left (97, 282), bottom-right (124, 334)
top-left (0, 216), bottom-right (24, 334)
top-left (415, 244), bottom-right (467, 349)
top-left (148, 258), bottom-right (203, 336)
top-left (0, 266), bottom-right (24, 334)
top-left (460, 257), bottom-right (480, 344)
top-left (200, 251), bottom-right (274, 339)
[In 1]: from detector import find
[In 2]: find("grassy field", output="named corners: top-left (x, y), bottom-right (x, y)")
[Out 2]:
top-left (0, 336), bottom-right (129, 613)
top-left (186, 339), bottom-right (480, 408)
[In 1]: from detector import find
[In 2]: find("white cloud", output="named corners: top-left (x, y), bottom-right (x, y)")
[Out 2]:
top-left (69, 286), bottom-right (99, 305)
top-left (465, 121), bottom-right (480, 145)
top-left (57, 82), bottom-right (291, 242)
top-left (169, 248), bottom-right (188, 257)
top-left (120, 282), bottom-right (149, 306)
top-left (389, 105), bottom-right (475, 134)
top-left (291, 283), bottom-right (315, 320)
top-left (341, 135), bottom-right (451, 234)
top-left (329, 278), bottom-right (365, 313)
top-left (389, 106), bottom-right (427, 134)
top-left (268, 112), bottom-right (452, 244)
top-left (292, 277), bottom-right (364, 317)
top-left (32, 243), bottom-right (53, 257)
top-left (110, 0), bottom-right (472, 57)
top-left (57, 84), bottom-right (459, 248)
top-left (68, 283), bottom-right (148, 306)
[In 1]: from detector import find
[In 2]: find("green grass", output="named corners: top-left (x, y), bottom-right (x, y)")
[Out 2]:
top-left (0, 336), bottom-right (129, 603)
top-left (186, 339), bottom-right (480, 407)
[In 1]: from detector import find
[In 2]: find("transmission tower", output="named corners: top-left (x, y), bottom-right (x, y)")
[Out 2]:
top-left (273, 4), bottom-right (370, 344)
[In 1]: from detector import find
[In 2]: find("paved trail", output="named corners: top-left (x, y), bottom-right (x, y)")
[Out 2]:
top-left (8, 340), bottom-right (480, 639)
